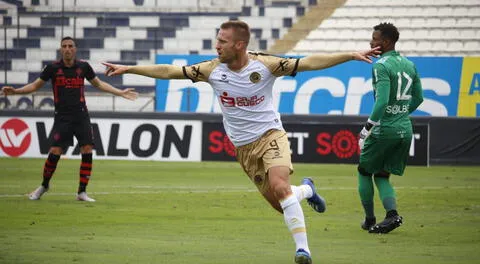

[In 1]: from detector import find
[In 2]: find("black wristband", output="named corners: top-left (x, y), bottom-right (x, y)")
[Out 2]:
top-left (364, 122), bottom-right (374, 131)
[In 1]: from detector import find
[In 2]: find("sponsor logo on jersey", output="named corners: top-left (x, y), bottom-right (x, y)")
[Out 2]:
top-left (386, 104), bottom-right (409, 114)
top-left (219, 92), bottom-right (265, 107)
top-left (55, 76), bottom-right (85, 89)
top-left (220, 92), bottom-right (235, 107)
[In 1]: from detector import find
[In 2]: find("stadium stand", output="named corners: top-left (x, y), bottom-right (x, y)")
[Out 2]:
top-left (1, 0), bottom-right (314, 97)
top-left (289, 0), bottom-right (480, 56)
top-left (1, 0), bottom-right (479, 110)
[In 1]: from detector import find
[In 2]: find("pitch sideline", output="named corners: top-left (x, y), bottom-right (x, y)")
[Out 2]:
top-left (0, 185), bottom-right (477, 198)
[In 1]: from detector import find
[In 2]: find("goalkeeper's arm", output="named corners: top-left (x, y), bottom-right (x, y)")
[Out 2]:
top-left (359, 72), bottom-right (389, 148)
top-left (409, 70), bottom-right (424, 114)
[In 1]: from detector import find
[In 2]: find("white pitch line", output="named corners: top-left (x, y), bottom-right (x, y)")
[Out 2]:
top-left (0, 189), bottom-right (258, 198)
top-left (0, 185), bottom-right (477, 198)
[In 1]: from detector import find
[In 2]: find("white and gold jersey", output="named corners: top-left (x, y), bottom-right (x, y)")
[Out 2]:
top-left (183, 52), bottom-right (299, 147)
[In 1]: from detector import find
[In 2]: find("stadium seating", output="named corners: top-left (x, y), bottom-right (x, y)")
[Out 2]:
top-left (1, 0), bottom-right (314, 91)
top-left (1, 0), bottom-right (479, 111)
top-left (289, 0), bottom-right (480, 56)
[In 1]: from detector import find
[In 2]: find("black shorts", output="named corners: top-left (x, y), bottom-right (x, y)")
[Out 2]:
top-left (50, 111), bottom-right (94, 148)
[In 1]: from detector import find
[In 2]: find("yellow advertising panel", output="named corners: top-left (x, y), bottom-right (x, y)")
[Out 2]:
top-left (458, 57), bottom-right (480, 117)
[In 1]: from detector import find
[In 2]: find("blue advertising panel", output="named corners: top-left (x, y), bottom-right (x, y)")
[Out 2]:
top-left (155, 55), bottom-right (469, 116)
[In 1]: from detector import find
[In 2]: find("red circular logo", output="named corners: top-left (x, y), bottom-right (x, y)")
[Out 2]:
top-left (0, 118), bottom-right (31, 157)
top-left (331, 130), bottom-right (357, 159)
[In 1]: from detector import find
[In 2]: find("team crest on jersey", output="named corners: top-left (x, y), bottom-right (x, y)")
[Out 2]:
top-left (249, 72), bottom-right (261, 83)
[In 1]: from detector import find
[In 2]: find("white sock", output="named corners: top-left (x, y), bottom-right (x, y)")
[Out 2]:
top-left (280, 194), bottom-right (310, 254)
top-left (291, 184), bottom-right (314, 202)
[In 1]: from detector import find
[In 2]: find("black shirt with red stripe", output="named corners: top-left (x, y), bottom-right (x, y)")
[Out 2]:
top-left (40, 60), bottom-right (96, 113)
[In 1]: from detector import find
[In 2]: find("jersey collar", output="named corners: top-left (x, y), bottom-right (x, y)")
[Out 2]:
top-left (60, 59), bottom-right (78, 68)
top-left (380, 50), bottom-right (399, 58)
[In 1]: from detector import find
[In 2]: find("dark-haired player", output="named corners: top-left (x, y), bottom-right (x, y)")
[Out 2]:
top-left (1, 36), bottom-right (138, 202)
top-left (357, 22), bottom-right (424, 233)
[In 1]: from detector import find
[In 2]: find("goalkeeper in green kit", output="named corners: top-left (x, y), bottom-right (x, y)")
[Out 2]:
top-left (357, 22), bottom-right (424, 234)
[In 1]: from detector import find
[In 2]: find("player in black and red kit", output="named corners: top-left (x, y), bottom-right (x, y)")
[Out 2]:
top-left (1, 37), bottom-right (138, 202)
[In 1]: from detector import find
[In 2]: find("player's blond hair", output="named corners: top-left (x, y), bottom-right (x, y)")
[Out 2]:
top-left (220, 20), bottom-right (250, 45)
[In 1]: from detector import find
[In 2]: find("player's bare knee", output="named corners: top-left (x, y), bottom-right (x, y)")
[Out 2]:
top-left (270, 183), bottom-right (291, 201)
top-left (49, 147), bottom-right (63, 156)
top-left (262, 190), bottom-right (284, 214)
top-left (358, 165), bottom-right (372, 177)
top-left (80, 144), bottom-right (93, 153)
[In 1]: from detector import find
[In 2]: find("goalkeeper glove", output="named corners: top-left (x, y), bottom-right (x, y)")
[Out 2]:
top-left (358, 119), bottom-right (378, 150)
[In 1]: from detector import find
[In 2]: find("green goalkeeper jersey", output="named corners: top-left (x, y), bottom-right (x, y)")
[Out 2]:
top-left (369, 50), bottom-right (424, 139)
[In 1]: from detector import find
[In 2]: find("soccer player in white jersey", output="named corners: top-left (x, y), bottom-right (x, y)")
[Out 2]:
top-left (103, 20), bottom-right (379, 264)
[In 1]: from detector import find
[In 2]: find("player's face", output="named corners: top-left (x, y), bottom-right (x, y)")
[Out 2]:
top-left (216, 28), bottom-right (238, 63)
top-left (370, 30), bottom-right (385, 53)
top-left (60, 39), bottom-right (77, 61)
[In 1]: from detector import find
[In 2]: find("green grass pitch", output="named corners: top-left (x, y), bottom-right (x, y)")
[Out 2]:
top-left (1, 157), bottom-right (479, 264)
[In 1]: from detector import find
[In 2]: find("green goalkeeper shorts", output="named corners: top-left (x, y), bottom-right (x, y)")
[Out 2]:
top-left (359, 134), bottom-right (412, 176)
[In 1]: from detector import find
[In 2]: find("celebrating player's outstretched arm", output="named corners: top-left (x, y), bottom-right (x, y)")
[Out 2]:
top-left (102, 47), bottom-right (381, 80)
top-left (102, 62), bottom-right (185, 80)
top-left (297, 46), bottom-right (381, 72)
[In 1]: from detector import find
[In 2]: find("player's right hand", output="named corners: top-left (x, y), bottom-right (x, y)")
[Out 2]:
top-left (102, 62), bottom-right (129, 76)
top-left (1, 86), bottom-right (16, 96)
top-left (358, 127), bottom-right (370, 150)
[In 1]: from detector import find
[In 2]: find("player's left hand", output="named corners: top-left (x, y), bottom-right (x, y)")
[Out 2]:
top-left (120, 88), bottom-right (139, 101)
top-left (352, 46), bottom-right (381, 63)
